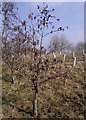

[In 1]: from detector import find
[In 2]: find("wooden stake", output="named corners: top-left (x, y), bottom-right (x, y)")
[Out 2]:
top-left (83, 49), bottom-right (84, 55)
top-left (53, 52), bottom-right (56, 59)
top-left (63, 54), bottom-right (66, 62)
top-left (73, 52), bottom-right (75, 58)
top-left (73, 57), bottom-right (76, 67)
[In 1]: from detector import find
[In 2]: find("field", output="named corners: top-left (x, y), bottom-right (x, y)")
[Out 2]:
top-left (2, 52), bottom-right (85, 119)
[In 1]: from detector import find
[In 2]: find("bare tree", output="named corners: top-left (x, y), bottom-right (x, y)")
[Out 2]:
top-left (26, 3), bottom-right (69, 117)
top-left (67, 43), bottom-right (75, 52)
top-left (2, 2), bottom-right (69, 117)
top-left (75, 41), bottom-right (84, 52)
top-left (59, 34), bottom-right (69, 52)
top-left (48, 34), bottom-right (69, 53)
top-left (47, 35), bottom-right (60, 53)
top-left (2, 2), bottom-right (27, 83)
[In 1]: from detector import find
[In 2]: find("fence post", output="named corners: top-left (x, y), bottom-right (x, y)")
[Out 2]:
top-left (73, 52), bottom-right (75, 58)
top-left (63, 54), bottom-right (66, 62)
top-left (53, 52), bottom-right (56, 59)
top-left (73, 57), bottom-right (76, 67)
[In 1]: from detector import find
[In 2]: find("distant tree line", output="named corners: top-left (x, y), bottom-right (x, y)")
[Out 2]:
top-left (47, 34), bottom-right (84, 53)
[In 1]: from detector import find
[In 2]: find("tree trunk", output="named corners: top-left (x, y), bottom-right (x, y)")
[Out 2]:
top-left (11, 70), bottom-right (14, 84)
top-left (33, 83), bottom-right (38, 117)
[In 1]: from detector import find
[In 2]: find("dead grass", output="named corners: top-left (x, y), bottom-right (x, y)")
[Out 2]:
top-left (2, 52), bottom-right (84, 118)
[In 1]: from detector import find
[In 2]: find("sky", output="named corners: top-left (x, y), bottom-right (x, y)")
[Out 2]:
top-left (16, 2), bottom-right (84, 48)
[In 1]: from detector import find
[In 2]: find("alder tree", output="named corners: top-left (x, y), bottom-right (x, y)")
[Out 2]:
top-left (24, 3), bottom-right (69, 117)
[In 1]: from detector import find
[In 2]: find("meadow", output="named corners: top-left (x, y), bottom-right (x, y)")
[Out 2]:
top-left (2, 51), bottom-right (85, 119)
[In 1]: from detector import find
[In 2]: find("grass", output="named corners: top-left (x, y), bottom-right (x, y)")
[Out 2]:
top-left (2, 52), bottom-right (84, 118)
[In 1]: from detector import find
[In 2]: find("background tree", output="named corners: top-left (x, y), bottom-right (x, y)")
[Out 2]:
top-left (67, 43), bottom-right (75, 52)
top-left (47, 35), bottom-right (60, 53)
top-left (48, 34), bottom-right (70, 53)
top-left (75, 41), bottom-right (84, 52)
top-left (2, 2), bottom-right (27, 83)
top-left (59, 34), bottom-right (69, 52)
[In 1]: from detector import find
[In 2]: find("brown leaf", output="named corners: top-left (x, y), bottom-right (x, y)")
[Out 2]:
top-left (33, 41), bottom-right (36, 46)
top-left (37, 19), bottom-right (39, 23)
top-left (58, 27), bottom-right (62, 31)
top-left (38, 24), bottom-right (40, 28)
top-left (40, 20), bottom-right (43, 24)
top-left (31, 16), bottom-right (33, 21)
top-left (34, 16), bottom-right (36, 19)
top-left (22, 21), bottom-right (26, 26)
top-left (37, 5), bottom-right (40, 9)
top-left (25, 26), bottom-right (26, 31)
top-left (25, 32), bottom-right (27, 38)
top-left (33, 30), bottom-right (35, 35)
top-left (28, 14), bottom-right (31, 19)
top-left (14, 26), bottom-right (17, 31)
top-left (37, 40), bottom-right (39, 45)
top-left (28, 37), bottom-right (30, 42)
top-left (19, 29), bottom-right (22, 33)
